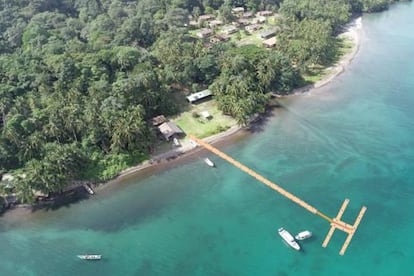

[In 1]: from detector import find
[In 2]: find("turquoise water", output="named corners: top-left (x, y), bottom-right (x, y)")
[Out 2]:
top-left (2, 3), bottom-right (414, 275)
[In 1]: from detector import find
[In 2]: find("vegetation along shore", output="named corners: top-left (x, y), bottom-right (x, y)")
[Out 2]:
top-left (0, 0), bottom-right (404, 213)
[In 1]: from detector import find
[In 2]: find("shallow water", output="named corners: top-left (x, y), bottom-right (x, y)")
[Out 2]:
top-left (1, 2), bottom-right (414, 275)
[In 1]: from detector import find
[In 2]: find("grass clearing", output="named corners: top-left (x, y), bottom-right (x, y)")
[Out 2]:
top-left (171, 100), bottom-right (237, 139)
top-left (337, 36), bottom-right (354, 56)
top-left (303, 65), bottom-right (327, 83)
top-left (236, 31), bottom-right (263, 46)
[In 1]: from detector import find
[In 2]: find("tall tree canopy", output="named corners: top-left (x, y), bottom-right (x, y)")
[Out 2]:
top-left (211, 45), bottom-right (301, 124)
top-left (0, 0), bottom-right (401, 202)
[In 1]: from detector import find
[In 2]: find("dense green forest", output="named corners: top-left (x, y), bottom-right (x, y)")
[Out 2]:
top-left (0, 0), bottom-right (402, 203)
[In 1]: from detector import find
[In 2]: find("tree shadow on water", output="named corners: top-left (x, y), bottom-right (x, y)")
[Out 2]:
top-left (246, 106), bottom-right (277, 133)
top-left (30, 187), bottom-right (91, 213)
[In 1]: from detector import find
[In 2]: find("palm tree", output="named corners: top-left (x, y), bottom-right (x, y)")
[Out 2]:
top-left (14, 175), bottom-right (35, 204)
top-left (257, 56), bottom-right (276, 90)
top-left (2, 114), bottom-right (24, 147)
top-left (18, 131), bottom-right (43, 162)
top-left (109, 105), bottom-right (149, 153)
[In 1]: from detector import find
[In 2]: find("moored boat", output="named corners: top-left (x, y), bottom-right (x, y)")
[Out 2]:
top-left (204, 158), bottom-right (215, 167)
top-left (77, 254), bottom-right (101, 260)
top-left (83, 184), bottom-right (95, 195)
top-left (173, 137), bottom-right (181, 147)
top-left (295, 230), bottom-right (312, 240)
top-left (278, 227), bottom-right (300, 251)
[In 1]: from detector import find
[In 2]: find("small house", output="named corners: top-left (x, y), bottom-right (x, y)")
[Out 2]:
top-left (198, 14), bottom-right (215, 22)
top-left (232, 7), bottom-right (245, 14)
top-left (260, 29), bottom-right (278, 39)
top-left (209, 20), bottom-right (223, 28)
top-left (238, 18), bottom-right (250, 26)
top-left (245, 24), bottom-right (262, 33)
top-left (256, 11), bottom-right (273, 17)
top-left (210, 35), bottom-right (230, 43)
top-left (186, 89), bottom-right (213, 103)
top-left (263, 37), bottom-right (277, 48)
top-left (196, 28), bottom-right (213, 38)
top-left (222, 25), bottom-right (239, 35)
top-left (158, 122), bottom-right (184, 141)
top-left (152, 115), bottom-right (167, 126)
top-left (252, 16), bottom-right (266, 24)
top-left (242, 12), bottom-right (254, 18)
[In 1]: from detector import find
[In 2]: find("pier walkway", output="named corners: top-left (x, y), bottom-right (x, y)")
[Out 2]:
top-left (190, 135), bottom-right (367, 255)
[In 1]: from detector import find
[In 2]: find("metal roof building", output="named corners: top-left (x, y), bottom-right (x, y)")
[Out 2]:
top-left (186, 89), bottom-right (212, 103)
top-left (158, 122), bottom-right (184, 140)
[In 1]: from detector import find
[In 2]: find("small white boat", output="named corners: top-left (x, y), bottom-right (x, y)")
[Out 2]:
top-left (77, 254), bottom-right (101, 260)
top-left (204, 158), bottom-right (215, 167)
top-left (295, 230), bottom-right (312, 240)
top-left (278, 227), bottom-right (300, 251)
top-left (83, 184), bottom-right (95, 195)
top-left (173, 137), bottom-right (181, 147)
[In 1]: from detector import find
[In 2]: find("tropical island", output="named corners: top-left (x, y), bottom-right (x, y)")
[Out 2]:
top-left (0, 0), bottom-right (404, 210)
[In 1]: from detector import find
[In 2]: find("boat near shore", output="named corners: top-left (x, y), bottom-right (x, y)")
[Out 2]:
top-left (204, 158), bottom-right (215, 167)
top-left (77, 254), bottom-right (101, 260)
top-left (295, 230), bottom-right (312, 240)
top-left (278, 227), bottom-right (300, 251)
top-left (83, 184), bottom-right (95, 195)
top-left (173, 137), bottom-right (181, 147)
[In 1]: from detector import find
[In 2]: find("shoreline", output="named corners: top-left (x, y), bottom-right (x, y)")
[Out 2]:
top-left (289, 17), bottom-right (362, 95)
top-left (1, 17), bottom-right (362, 219)
top-left (109, 16), bottom-right (363, 184)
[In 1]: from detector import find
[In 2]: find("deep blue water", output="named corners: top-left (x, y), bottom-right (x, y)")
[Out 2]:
top-left (1, 2), bottom-right (414, 275)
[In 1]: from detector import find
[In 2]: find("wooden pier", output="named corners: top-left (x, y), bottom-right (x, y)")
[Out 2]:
top-left (190, 135), bottom-right (367, 255)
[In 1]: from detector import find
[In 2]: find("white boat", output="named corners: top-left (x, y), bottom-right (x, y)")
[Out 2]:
top-left (77, 254), bottom-right (101, 260)
top-left (204, 158), bottom-right (215, 167)
top-left (83, 184), bottom-right (95, 195)
top-left (278, 227), bottom-right (300, 251)
top-left (295, 230), bottom-right (312, 240)
top-left (173, 137), bottom-right (181, 147)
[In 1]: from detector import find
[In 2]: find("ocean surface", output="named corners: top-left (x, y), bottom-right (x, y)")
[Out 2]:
top-left (1, 3), bottom-right (414, 275)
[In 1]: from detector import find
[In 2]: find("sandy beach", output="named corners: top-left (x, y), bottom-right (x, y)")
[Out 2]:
top-left (290, 17), bottom-right (362, 95)
top-left (315, 17), bottom-right (362, 88)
